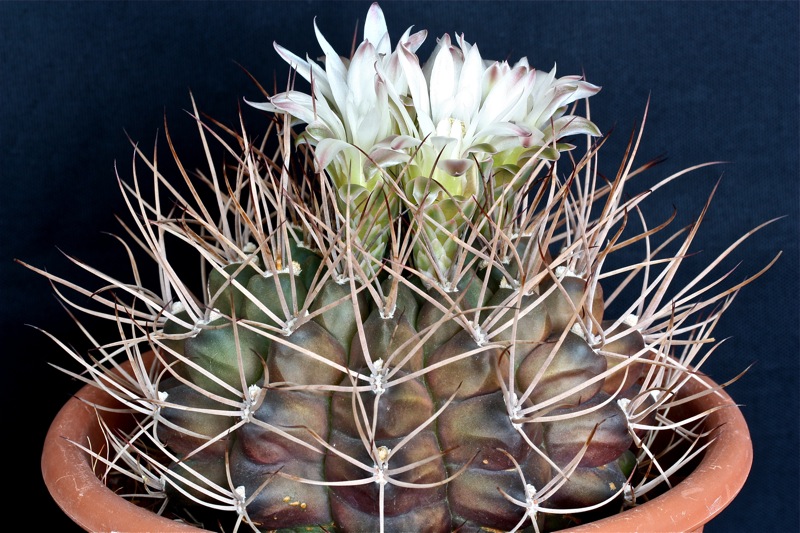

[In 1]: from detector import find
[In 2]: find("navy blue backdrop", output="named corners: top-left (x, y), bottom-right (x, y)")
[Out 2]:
top-left (2, 1), bottom-right (797, 531)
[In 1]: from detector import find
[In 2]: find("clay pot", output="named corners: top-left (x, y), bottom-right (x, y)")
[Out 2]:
top-left (42, 362), bottom-right (751, 533)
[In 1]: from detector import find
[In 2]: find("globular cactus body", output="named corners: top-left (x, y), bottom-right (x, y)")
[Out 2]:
top-left (154, 257), bottom-right (648, 532)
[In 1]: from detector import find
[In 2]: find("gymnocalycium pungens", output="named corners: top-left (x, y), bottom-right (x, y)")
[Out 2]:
top-left (24, 3), bottom-right (777, 532)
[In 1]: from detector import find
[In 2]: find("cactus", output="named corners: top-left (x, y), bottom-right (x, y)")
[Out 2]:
top-left (23, 3), bottom-right (776, 532)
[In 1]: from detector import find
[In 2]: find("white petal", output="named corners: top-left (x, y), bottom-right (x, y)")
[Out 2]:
top-left (383, 29), bottom-right (427, 95)
top-left (309, 91), bottom-right (347, 139)
top-left (549, 115), bottom-right (601, 138)
top-left (561, 77), bottom-right (601, 101)
top-left (347, 41), bottom-right (378, 106)
top-left (265, 92), bottom-right (318, 124)
top-left (401, 29), bottom-right (428, 53)
top-left (477, 65), bottom-right (529, 128)
top-left (535, 84), bottom-right (580, 127)
top-left (352, 102), bottom-right (381, 147)
top-left (269, 92), bottom-right (345, 138)
top-left (504, 69), bottom-right (536, 123)
top-left (437, 158), bottom-right (473, 177)
top-left (387, 134), bottom-right (422, 150)
top-left (273, 42), bottom-right (332, 100)
top-left (376, 63), bottom-right (418, 135)
top-left (373, 76), bottom-right (393, 139)
top-left (314, 138), bottom-right (355, 170)
top-left (381, 50), bottom-right (406, 93)
top-left (313, 17), bottom-right (349, 112)
top-left (477, 120), bottom-right (531, 139)
top-left (464, 142), bottom-right (498, 155)
top-left (429, 42), bottom-right (456, 123)
top-left (520, 128), bottom-right (545, 148)
top-left (453, 42), bottom-right (483, 123)
top-left (422, 33), bottom-right (452, 82)
top-left (514, 56), bottom-right (531, 69)
top-left (274, 42), bottom-right (312, 81)
top-left (428, 134), bottom-right (459, 152)
top-left (398, 43), bottom-right (433, 135)
top-left (454, 33), bottom-right (472, 55)
top-left (481, 61), bottom-right (506, 100)
top-left (364, 2), bottom-right (390, 55)
top-left (305, 120), bottom-right (336, 142)
top-left (244, 98), bottom-right (278, 114)
top-left (367, 147), bottom-right (411, 168)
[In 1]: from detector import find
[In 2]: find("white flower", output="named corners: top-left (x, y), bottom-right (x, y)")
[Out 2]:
top-left (397, 33), bottom-right (533, 199)
top-left (502, 61), bottom-right (602, 163)
top-left (396, 33), bottom-right (601, 199)
top-left (249, 2), bottom-right (602, 285)
top-left (247, 2), bottom-right (426, 192)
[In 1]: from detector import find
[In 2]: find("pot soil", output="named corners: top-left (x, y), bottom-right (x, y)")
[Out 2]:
top-left (43, 361), bottom-right (751, 533)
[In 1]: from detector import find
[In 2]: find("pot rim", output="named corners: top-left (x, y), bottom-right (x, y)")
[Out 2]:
top-left (42, 360), bottom-right (751, 532)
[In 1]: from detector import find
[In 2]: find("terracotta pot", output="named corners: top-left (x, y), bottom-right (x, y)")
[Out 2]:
top-left (43, 362), bottom-right (751, 533)
top-left (41, 371), bottom-right (204, 533)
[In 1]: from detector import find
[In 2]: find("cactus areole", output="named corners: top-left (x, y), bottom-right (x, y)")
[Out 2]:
top-left (31, 3), bottom-right (773, 532)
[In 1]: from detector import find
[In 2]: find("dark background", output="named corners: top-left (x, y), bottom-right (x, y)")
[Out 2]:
top-left (2, 1), bottom-right (797, 531)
